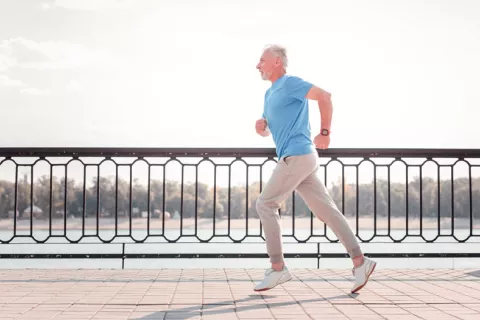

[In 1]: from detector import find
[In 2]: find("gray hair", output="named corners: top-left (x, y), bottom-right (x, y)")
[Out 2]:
top-left (264, 44), bottom-right (288, 69)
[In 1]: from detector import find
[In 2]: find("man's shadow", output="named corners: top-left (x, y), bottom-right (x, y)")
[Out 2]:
top-left (131, 293), bottom-right (353, 319)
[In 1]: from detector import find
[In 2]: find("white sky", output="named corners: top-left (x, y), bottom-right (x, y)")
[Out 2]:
top-left (1, 0), bottom-right (480, 186)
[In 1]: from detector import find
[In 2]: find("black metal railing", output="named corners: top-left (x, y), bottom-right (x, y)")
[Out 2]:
top-left (1, 148), bottom-right (479, 267)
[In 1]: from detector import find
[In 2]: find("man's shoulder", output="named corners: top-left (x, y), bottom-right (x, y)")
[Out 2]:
top-left (285, 74), bottom-right (313, 92)
top-left (284, 74), bottom-right (307, 83)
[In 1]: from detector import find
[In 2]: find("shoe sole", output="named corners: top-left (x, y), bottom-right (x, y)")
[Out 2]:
top-left (351, 262), bottom-right (377, 294)
top-left (254, 273), bottom-right (292, 292)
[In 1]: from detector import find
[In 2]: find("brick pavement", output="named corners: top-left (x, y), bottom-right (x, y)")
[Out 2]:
top-left (0, 268), bottom-right (479, 319)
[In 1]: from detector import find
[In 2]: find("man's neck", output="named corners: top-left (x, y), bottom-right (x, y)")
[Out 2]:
top-left (269, 71), bottom-right (286, 84)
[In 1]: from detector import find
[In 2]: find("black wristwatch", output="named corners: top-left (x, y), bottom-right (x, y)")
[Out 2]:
top-left (321, 129), bottom-right (330, 136)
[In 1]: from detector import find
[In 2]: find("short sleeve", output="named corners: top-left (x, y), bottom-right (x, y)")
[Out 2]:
top-left (286, 76), bottom-right (313, 100)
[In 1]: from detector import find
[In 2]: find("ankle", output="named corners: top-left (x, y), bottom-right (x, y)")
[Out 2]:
top-left (352, 255), bottom-right (364, 268)
top-left (271, 262), bottom-right (284, 271)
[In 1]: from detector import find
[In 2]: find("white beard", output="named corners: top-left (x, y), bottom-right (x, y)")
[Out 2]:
top-left (261, 71), bottom-right (271, 80)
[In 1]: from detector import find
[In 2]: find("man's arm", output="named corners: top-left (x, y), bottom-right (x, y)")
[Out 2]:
top-left (306, 86), bottom-right (332, 132)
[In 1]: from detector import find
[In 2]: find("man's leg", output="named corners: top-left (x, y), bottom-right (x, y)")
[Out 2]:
top-left (254, 153), bottom-right (318, 291)
top-left (295, 166), bottom-right (377, 293)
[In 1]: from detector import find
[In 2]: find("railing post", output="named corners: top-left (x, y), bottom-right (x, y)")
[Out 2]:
top-left (122, 243), bottom-right (125, 270)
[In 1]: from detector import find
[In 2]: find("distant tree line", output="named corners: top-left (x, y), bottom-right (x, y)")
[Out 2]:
top-left (0, 175), bottom-right (479, 220)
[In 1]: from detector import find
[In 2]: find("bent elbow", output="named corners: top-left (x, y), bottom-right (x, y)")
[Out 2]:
top-left (324, 91), bottom-right (332, 100)
top-left (319, 91), bottom-right (331, 103)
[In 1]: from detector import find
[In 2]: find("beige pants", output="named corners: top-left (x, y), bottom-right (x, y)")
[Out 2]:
top-left (256, 152), bottom-right (363, 264)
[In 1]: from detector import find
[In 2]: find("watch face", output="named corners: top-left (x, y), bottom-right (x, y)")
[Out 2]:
top-left (321, 129), bottom-right (329, 136)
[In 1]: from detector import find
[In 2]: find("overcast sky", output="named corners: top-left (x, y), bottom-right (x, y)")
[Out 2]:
top-left (1, 0), bottom-right (479, 150)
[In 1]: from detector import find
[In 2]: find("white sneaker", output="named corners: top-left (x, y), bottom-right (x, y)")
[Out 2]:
top-left (351, 257), bottom-right (377, 294)
top-left (254, 266), bottom-right (293, 292)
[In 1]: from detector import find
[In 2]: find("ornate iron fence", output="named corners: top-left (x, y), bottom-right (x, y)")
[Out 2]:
top-left (1, 148), bottom-right (479, 268)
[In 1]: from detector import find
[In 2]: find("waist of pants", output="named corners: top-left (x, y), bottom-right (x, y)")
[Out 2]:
top-left (280, 151), bottom-right (318, 164)
top-left (281, 151), bottom-right (316, 160)
top-left (278, 143), bottom-right (315, 159)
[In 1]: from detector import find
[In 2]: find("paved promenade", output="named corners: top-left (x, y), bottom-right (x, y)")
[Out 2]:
top-left (1, 268), bottom-right (479, 319)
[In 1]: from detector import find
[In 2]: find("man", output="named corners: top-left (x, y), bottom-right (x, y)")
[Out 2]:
top-left (254, 44), bottom-right (376, 293)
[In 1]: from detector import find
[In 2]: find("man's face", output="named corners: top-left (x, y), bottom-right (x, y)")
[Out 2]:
top-left (256, 50), bottom-right (279, 81)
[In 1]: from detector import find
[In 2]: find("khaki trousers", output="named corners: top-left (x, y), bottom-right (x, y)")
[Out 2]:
top-left (256, 152), bottom-right (363, 263)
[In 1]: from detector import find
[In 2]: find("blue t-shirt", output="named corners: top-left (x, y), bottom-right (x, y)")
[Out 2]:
top-left (262, 74), bottom-right (315, 159)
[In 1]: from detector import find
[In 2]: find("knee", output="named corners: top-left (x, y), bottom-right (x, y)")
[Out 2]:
top-left (256, 196), bottom-right (279, 217)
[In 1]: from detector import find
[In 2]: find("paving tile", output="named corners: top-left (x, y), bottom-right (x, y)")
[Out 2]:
top-left (0, 268), bottom-right (479, 319)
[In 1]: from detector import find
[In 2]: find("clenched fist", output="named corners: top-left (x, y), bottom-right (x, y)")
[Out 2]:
top-left (255, 118), bottom-right (270, 137)
top-left (314, 133), bottom-right (330, 149)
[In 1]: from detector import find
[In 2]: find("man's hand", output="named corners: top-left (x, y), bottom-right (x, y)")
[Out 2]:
top-left (314, 133), bottom-right (330, 149)
top-left (255, 118), bottom-right (270, 137)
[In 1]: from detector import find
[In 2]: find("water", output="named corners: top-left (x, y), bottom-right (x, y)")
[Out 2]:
top-left (1, 229), bottom-right (479, 269)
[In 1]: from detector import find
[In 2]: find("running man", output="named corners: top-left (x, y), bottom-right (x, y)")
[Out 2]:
top-left (254, 44), bottom-right (376, 293)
